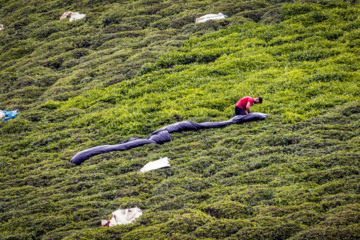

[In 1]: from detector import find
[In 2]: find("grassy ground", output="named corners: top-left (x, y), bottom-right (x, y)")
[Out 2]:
top-left (0, 0), bottom-right (360, 239)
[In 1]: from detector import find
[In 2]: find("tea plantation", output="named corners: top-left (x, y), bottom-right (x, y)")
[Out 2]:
top-left (1, 0), bottom-right (360, 239)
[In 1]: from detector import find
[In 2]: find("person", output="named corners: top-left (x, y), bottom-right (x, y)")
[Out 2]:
top-left (235, 96), bottom-right (262, 115)
top-left (0, 109), bottom-right (18, 121)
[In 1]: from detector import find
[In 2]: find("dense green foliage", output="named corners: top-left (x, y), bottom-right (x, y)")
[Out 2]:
top-left (0, 0), bottom-right (286, 108)
top-left (1, 0), bottom-right (360, 239)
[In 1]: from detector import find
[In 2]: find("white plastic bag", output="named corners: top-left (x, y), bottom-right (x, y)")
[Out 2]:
top-left (139, 157), bottom-right (170, 173)
top-left (195, 13), bottom-right (227, 24)
top-left (60, 12), bottom-right (86, 21)
top-left (102, 207), bottom-right (143, 227)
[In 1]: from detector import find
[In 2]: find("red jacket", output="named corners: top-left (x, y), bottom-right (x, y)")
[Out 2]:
top-left (236, 97), bottom-right (254, 109)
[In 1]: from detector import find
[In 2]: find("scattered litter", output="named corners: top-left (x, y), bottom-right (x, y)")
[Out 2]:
top-left (139, 157), bottom-right (170, 173)
top-left (0, 25), bottom-right (4, 30)
top-left (101, 207), bottom-right (143, 227)
top-left (0, 110), bottom-right (18, 121)
top-left (195, 13), bottom-right (228, 24)
top-left (60, 12), bottom-right (86, 22)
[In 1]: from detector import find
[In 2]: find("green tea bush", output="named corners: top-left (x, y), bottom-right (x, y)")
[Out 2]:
top-left (233, 222), bottom-right (303, 240)
top-left (201, 200), bottom-right (251, 219)
top-left (0, 42), bottom-right (36, 61)
top-left (165, 211), bottom-right (213, 234)
top-left (292, 225), bottom-right (360, 240)
top-left (194, 218), bottom-right (254, 238)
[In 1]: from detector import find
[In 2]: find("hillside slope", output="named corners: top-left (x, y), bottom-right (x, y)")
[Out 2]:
top-left (0, 0), bottom-right (285, 109)
top-left (1, 1), bottom-right (360, 240)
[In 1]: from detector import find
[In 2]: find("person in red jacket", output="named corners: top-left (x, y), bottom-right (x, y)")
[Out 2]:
top-left (235, 96), bottom-right (262, 115)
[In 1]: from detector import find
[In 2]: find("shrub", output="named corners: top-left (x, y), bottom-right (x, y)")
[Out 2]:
top-left (292, 225), bottom-right (360, 240)
top-left (201, 200), bottom-right (251, 219)
top-left (233, 223), bottom-right (303, 240)
top-left (283, 112), bottom-right (307, 123)
top-left (194, 219), bottom-right (254, 238)
top-left (101, 9), bottom-right (125, 26)
top-left (165, 212), bottom-right (213, 234)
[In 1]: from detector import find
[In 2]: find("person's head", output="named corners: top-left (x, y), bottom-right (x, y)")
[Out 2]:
top-left (254, 96), bottom-right (263, 104)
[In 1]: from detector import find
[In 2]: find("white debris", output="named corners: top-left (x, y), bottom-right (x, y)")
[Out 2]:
top-left (0, 25), bottom-right (4, 30)
top-left (60, 12), bottom-right (86, 22)
top-left (102, 207), bottom-right (143, 227)
top-left (139, 157), bottom-right (170, 173)
top-left (195, 13), bottom-right (227, 24)
top-left (60, 12), bottom-right (72, 20)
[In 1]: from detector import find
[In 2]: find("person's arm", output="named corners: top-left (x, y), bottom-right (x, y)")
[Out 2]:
top-left (245, 102), bottom-right (251, 115)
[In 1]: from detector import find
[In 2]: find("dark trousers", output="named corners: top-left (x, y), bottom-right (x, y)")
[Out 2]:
top-left (235, 106), bottom-right (246, 115)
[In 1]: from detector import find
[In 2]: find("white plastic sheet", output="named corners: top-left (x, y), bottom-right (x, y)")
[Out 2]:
top-left (60, 12), bottom-right (86, 22)
top-left (195, 13), bottom-right (227, 24)
top-left (102, 207), bottom-right (143, 227)
top-left (139, 157), bottom-right (170, 173)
